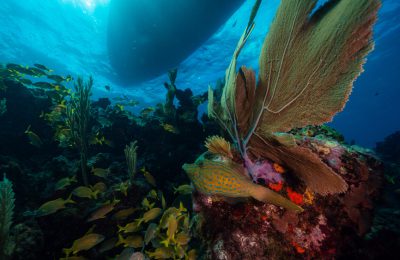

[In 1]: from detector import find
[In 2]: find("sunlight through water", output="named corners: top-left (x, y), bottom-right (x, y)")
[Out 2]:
top-left (61, 0), bottom-right (109, 12)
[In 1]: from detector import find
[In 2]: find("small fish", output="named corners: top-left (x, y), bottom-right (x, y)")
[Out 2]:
top-left (19, 78), bottom-right (32, 85)
top-left (91, 167), bottom-right (109, 178)
top-left (6, 63), bottom-right (24, 70)
top-left (160, 123), bottom-right (179, 134)
top-left (25, 125), bottom-right (43, 147)
top-left (174, 184), bottom-right (193, 195)
top-left (54, 84), bottom-right (67, 92)
top-left (142, 197), bottom-right (155, 210)
top-left (137, 207), bottom-right (162, 225)
top-left (144, 223), bottom-right (158, 245)
top-left (112, 207), bottom-right (138, 221)
top-left (182, 157), bottom-right (303, 212)
top-left (89, 134), bottom-right (112, 146)
top-left (146, 247), bottom-right (174, 259)
top-left (125, 100), bottom-right (139, 107)
top-left (160, 214), bottom-right (178, 247)
top-left (47, 74), bottom-right (65, 82)
top-left (187, 249), bottom-right (197, 260)
top-left (116, 234), bottom-right (143, 248)
top-left (159, 203), bottom-right (187, 229)
top-left (34, 63), bottom-right (51, 71)
top-left (72, 186), bottom-right (99, 199)
top-left (55, 175), bottom-right (77, 190)
top-left (92, 182), bottom-right (107, 193)
top-left (33, 81), bottom-right (53, 89)
top-left (113, 181), bottom-right (130, 196)
top-left (29, 67), bottom-right (47, 76)
top-left (60, 256), bottom-right (87, 260)
top-left (140, 107), bottom-right (155, 118)
top-left (63, 233), bottom-right (105, 256)
top-left (65, 75), bottom-right (73, 82)
top-left (118, 220), bottom-right (141, 234)
top-left (87, 199), bottom-right (119, 222)
top-left (36, 195), bottom-right (75, 217)
top-left (160, 192), bottom-right (166, 209)
top-left (112, 95), bottom-right (129, 101)
top-left (98, 237), bottom-right (117, 253)
top-left (140, 167), bottom-right (156, 186)
top-left (115, 103), bottom-right (124, 111)
top-left (148, 189), bottom-right (158, 199)
top-left (105, 85), bottom-right (111, 91)
top-left (175, 232), bottom-right (190, 246)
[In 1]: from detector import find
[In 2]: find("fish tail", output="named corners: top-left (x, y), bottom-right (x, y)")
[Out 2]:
top-left (117, 225), bottom-right (124, 233)
top-left (62, 247), bottom-right (73, 257)
top-left (66, 193), bottom-right (76, 204)
top-left (116, 233), bottom-right (125, 247)
top-left (25, 124), bottom-right (31, 133)
top-left (250, 184), bottom-right (303, 212)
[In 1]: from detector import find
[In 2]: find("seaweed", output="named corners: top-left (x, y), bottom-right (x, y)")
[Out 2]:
top-left (66, 77), bottom-right (93, 186)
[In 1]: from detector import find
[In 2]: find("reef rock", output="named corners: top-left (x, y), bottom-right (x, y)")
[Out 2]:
top-left (192, 135), bottom-right (383, 259)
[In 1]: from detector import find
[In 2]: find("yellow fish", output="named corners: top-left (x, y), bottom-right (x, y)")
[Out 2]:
top-left (118, 220), bottom-right (141, 234)
top-left (141, 197), bottom-right (155, 210)
top-left (175, 232), bottom-right (190, 246)
top-left (115, 103), bottom-right (124, 111)
top-left (140, 107), bottom-right (155, 118)
top-left (160, 123), bottom-right (179, 134)
top-left (137, 207), bottom-right (162, 225)
top-left (113, 181), bottom-right (130, 196)
top-left (92, 182), bottom-right (107, 193)
top-left (36, 195), bottom-right (75, 217)
top-left (25, 125), bottom-right (42, 147)
top-left (91, 167), bottom-right (109, 178)
top-left (72, 186), bottom-right (99, 199)
top-left (146, 247), bottom-right (174, 259)
top-left (187, 249), bottom-right (197, 260)
top-left (60, 256), bottom-right (87, 260)
top-left (116, 234), bottom-right (143, 248)
top-left (87, 199), bottom-right (119, 222)
top-left (160, 192), bottom-right (166, 210)
top-left (160, 214), bottom-right (178, 247)
top-left (148, 189), bottom-right (158, 199)
top-left (182, 158), bottom-right (303, 212)
top-left (54, 175), bottom-right (77, 190)
top-left (173, 184), bottom-right (193, 195)
top-left (63, 233), bottom-right (105, 256)
top-left (112, 208), bottom-right (138, 221)
top-left (140, 167), bottom-right (156, 186)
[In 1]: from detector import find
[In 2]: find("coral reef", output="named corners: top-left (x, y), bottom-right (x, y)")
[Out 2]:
top-left (192, 131), bottom-right (383, 259)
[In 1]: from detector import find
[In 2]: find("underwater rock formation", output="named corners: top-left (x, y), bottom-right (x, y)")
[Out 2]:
top-left (107, 0), bottom-right (244, 84)
top-left (192, 133), bottom-right (383, 259)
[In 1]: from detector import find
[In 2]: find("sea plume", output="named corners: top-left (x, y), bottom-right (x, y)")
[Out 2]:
top-left (205, 136), bottom-right (233, 159)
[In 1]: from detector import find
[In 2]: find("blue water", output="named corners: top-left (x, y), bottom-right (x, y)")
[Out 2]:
top-left (0, 0), bottom-right (399, 147)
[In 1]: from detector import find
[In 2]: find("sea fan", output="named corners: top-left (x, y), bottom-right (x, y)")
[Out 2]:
top-left (209, 0), bottom-right (380, 195)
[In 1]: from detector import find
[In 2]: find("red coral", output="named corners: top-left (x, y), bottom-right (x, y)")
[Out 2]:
top-left (286, 187), bottom-right (304, 205)
top-left (268, 181), bottom-right (283, 192)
